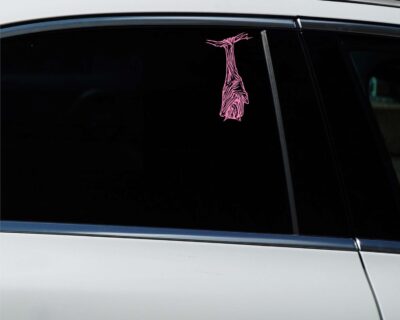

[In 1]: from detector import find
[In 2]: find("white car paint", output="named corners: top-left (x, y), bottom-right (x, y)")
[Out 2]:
top-left (361, 252), bottom-right (400, 320)
top-left (0, 233), bottom-right (380, 320)
top-left (0, 0), bottom-right (399, 26)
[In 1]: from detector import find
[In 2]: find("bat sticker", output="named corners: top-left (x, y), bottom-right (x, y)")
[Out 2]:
top-left (206, 33), bottom-right (252, 122)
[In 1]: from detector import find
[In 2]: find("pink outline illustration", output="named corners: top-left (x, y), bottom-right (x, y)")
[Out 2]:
top-left (206, 32), bottom-right (252, 121)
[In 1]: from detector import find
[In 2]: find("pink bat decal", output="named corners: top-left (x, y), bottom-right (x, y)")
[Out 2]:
top-left (206, 32), bottom-right (252, 121)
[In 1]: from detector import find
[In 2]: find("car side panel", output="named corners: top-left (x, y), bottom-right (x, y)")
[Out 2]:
top-left (361, 252), bottom-right (400, 320)
top-left (0, 232), bottom-right (379, 320)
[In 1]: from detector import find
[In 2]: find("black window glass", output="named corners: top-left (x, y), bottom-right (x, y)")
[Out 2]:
top-left (1, 26), bottom-right (292, 234)
top-left (348, 37), bottom-right (400, 183)
top-left (304, 30), bottom-right (400, 241)
top-left (268, 30), bottom-right (350, 237)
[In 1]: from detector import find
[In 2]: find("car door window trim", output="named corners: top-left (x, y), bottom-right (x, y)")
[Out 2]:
top-left (299, 18), bottom-right (400, 38)
top-left (0, 220), bottom-right (355, 251)
top-left (0, 15), bottom-right (295, 39)
top-left (357, 238), bottom-right (400, 254)
top-left (3, 221), bottom-right (400, 253)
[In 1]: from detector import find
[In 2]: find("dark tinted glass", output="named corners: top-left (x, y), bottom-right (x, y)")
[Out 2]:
top-left (348, 36), bottom-right (400, 183)
top-left (304, 30), bottom-right (400, 241)
top-left (1, 27), bottom-right (292, 234)
top-left (268, 30), bottom-right (350, 237)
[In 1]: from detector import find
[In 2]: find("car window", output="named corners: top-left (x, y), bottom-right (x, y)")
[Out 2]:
top-left (349, 41), bottom-right (400, 182)
top-left (304, 30), bottom-right (400, 241)
top-left (1, 26), bottom-right (293, 234)
top-left (268, 30), bottom-right (351, 237)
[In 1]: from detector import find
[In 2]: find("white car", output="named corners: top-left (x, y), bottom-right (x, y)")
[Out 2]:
top-left (1, 0), bottom-right (399, 319)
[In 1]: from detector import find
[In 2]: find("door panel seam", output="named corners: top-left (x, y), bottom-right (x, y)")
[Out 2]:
top-left (355, 238), bottom-right (385, 320)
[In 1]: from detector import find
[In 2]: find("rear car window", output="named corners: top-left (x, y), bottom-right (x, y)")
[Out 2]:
top-left (1, 27), bottom-right (293, 234)
top-left (268, 30), bottom-right (350, 237)
top-left (349, 38), bottom-right (400, 183)
top-left (304, 30), bottom-right (400, 241)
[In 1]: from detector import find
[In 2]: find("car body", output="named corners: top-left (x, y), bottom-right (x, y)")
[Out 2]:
top-left (1, 1), bottom-right (400, 319)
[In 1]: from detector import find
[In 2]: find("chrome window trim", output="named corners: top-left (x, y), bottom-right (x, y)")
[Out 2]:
top-left (299, 18), bottom-right (400, 38)
top-left (0, 15), bottom-right (295, 39)
top-left (357, 238), bottom-right (400, 254)
top-left (0, 220), bottom-right (355, 251)
top-left (3, 221), bottom-right (400, 254)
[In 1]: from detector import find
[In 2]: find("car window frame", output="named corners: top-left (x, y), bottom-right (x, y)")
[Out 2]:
top-left (2, 14), bottom-right (400, 253)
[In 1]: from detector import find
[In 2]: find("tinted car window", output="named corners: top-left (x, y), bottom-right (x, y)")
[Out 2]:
top-left (268, 30), bottom-right (350, 237)
top-left (304, 30), bottom-right (400, 241)
top-left (348, 38), bottom-right (400, 183)
top-left (1, 27), bottom-right (292, 234)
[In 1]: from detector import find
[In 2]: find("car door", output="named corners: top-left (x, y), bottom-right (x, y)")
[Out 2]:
top-left (0, 15), bottom-right (381, 320)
